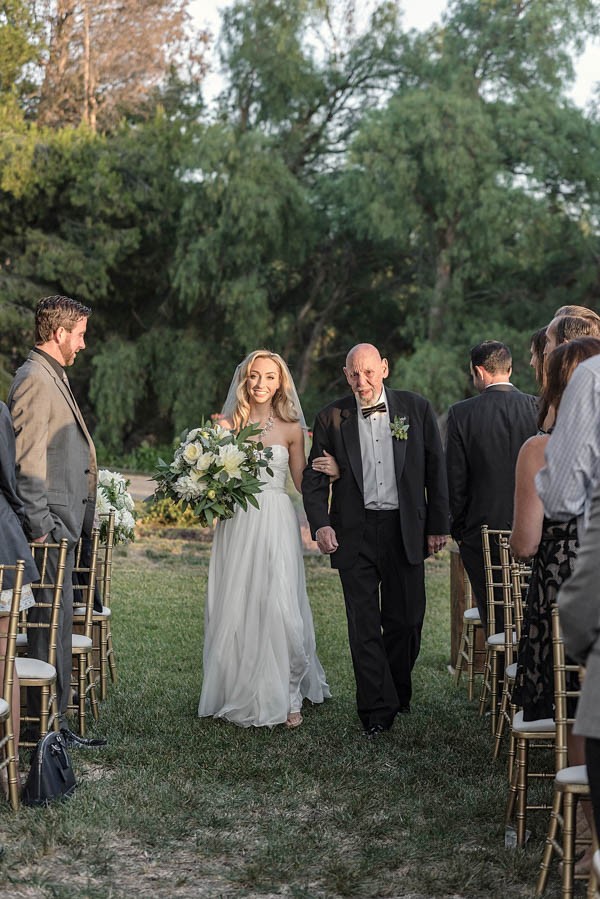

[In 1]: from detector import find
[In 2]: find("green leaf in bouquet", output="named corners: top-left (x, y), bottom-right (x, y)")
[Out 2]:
top-left (247, 494), bottom-right (260, 509)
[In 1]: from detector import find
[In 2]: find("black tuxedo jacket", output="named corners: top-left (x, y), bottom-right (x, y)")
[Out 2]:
top-left (302, 388), bottom-right (449, 569)
top-left (446, 384), bottom-right (538, 547)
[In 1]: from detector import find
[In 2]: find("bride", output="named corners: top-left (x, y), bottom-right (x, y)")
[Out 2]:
top-left (198, 349), bottom-right (331, 728)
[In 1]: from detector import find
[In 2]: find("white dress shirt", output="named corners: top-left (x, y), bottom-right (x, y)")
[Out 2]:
top-left (356, 389), bottom-right (399, 510)
top-left (536, 354), bottom-right (600, 532)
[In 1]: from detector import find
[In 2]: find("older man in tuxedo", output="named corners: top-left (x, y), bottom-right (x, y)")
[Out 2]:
top-left (302, 343), bottom-right (449, 737)
top-left (8, 295), bottom-right (105, 749)
top-left (446, 340), bottom-right (538, 633)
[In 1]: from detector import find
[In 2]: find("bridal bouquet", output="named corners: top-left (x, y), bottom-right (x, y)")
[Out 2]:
top-left (153, 422), bottom-right (273, 527)
top-left (96, 469), bottom-right (137, 544)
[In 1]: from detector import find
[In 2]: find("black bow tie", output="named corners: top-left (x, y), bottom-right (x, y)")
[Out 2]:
top-left (362, 402), bottom-right (386, 418)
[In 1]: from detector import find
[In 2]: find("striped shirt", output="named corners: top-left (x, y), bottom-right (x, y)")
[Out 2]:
top-left (535, 354), bottom-right (600, 532)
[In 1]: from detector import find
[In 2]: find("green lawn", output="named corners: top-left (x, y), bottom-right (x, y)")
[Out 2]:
top-left (0, 536), bottom-right (566, 898)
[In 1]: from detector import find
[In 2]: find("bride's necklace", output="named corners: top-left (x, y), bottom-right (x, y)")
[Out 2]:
top-left (255, 406), bottom-right (274, 439)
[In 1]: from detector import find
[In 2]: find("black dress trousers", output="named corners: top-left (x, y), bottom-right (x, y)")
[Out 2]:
top-left (338, 509), bottom-right (426, 729)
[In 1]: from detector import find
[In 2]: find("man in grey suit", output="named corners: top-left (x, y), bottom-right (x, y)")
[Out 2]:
top-left (8, 295), bottom-right (106, 748)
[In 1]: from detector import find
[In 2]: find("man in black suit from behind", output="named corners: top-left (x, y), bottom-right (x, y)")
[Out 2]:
top-left (446, 340), bottom-right (538, 634)
top-left (302, 343), bottom-right (449, 737)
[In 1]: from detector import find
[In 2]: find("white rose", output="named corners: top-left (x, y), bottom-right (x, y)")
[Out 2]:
top-left (217, 444), bottom-right (246, 480)
top-left (195, 451), bottom-right (214, 473)
top-left (189, 469), bottom-right (207, 490)
top-left (186, 428), bottom-right (202, 442)
top-left (182, 442), bottom-right (202, 465)
top-left (124, 492), bottom-right (135, 511)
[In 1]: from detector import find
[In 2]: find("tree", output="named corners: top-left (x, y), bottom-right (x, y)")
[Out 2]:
top-left (348, 0), bottom-right (600, 404)
top-left (36, 0), bottom-right (208, 131)
top-left (0, 0), bottom-right (43, 102)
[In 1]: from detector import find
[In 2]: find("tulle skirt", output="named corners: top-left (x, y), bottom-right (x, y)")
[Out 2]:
top-left (198, 489), bottom-right (330, 727)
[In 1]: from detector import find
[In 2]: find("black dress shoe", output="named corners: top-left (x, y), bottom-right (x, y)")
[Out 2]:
top-left (362, 723), bottom-right (390, 739)
top-left (60, 728), bottom-right (107, 749)
top-left (398, 705), bottom-right (411, 714)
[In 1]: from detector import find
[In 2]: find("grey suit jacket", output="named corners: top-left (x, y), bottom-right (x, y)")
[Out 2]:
top-left (559, 478), bottom-right (600, 740)
top-left (7, 350), bottom-right (97, 545)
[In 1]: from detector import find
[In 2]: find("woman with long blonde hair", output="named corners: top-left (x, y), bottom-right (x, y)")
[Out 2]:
top-left (198, 350), bottom-right (330, 728)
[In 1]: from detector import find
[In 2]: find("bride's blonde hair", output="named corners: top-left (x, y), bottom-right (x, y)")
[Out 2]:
top-left (229, 350), bottom-right (301, 432)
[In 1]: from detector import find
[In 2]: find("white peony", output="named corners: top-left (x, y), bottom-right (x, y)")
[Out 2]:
top-left (217, 444), bottom-right (246, 480)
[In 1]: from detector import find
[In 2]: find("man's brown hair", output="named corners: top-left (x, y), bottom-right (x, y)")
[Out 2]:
top-left (35, 295), bottom-right (92, 343)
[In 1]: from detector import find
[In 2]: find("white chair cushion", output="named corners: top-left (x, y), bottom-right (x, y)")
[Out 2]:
top-left (511, 709), bottom-right (555, 734)
top-left (16, 633), bottom-right (28, 648)
top-left (464, 607), bottom-right (481, 622)
top-left (15, 656), bottom-right (56, 680)
top-left (71, 634), bottom-right (93, 650)
top-left (73, 605), bottom-right (111, 618)
top-left (487, 630), bottom-right (516, 648)
top-left (556, 764), bottom-right (588, 786)
top-left (0, 697), bottom-right (9, 718)
top-left (505, 662), bottom-right (518, 680)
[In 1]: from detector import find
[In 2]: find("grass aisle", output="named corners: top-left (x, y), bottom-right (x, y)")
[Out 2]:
top-left (0, 537), bottom-right (563, 898)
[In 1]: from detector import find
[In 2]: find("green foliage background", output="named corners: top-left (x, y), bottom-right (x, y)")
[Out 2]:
top-left (1, 0), bottom-right (599, 459)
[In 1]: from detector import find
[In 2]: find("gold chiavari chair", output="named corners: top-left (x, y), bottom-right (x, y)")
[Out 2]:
top-left (536, 606), bottom-right (590, 899)
top-left (73, 511), bottom-right (117, 701)
top-left (478, 527), bottom-right (513, 734)
top-left (454, 570), bottom-right (485, 701)
top-left (71, 527), bottom-right (101, 735)
top-left (505, 666), bottom-right (556, 847)
top-left (15, 539), bottom-right (68, 747)
top-left (0, 560), bottom-right (25, 810)
top-left (494, 552), bottom-right (531, 762)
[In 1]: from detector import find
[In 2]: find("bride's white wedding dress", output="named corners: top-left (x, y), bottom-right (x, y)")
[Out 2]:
top-left (198, 444), bottom-right (330, 727)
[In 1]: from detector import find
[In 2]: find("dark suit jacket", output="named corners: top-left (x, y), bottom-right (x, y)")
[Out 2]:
top-left (0, 402), bottom-right (40, 587)
top-left (446, 384), bottom-right (538, 547)
top-left (302, 387), bottom-right (449, 569)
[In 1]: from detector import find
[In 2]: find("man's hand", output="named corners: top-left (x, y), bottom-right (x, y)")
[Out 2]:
top-left (427, 534), bottom-right (448, 556)
top-left (315, 526), bottom-right (339, 555)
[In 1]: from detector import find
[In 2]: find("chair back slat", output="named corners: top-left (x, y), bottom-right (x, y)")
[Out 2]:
top-left (72, 528), bottom-right (101, 636)
top-left (551, 604), bottom-right (581, 772)
top-left (0, 561), bottom-right (25, 702)
top-left (98, 511), bottom-right (116, 608)
top-left (482, 526), bottom-right (512, 635)
top-left (25, 539), bottom-right (68, 668)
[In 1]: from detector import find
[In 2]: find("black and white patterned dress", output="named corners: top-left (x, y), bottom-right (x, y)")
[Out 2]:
top-left (512, 517), bottom-right (579, 721)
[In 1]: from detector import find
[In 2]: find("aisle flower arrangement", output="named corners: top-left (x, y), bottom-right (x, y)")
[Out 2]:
top-left (96, 469), bottom-right (137, 544)
top-left (153, 422), bottom-right (273, 527)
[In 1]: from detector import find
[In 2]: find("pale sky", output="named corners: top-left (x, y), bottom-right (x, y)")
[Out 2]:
top-left (190, 0), bottom-right (598, 109)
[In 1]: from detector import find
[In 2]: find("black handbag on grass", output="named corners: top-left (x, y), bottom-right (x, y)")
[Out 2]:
top-left (22, 731), bottom-right (77, 806)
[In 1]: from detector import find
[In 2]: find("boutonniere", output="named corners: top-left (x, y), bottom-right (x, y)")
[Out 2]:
top-left (390, 415), bottom-right (409, 440)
